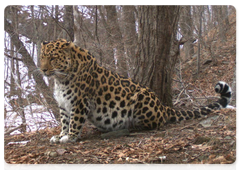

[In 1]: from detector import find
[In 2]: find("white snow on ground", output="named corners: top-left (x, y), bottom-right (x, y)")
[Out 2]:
top-left (4, 103), bottom-right (59, 135)
top-left (7, 140), bottom-right (30, 146)
top-left (226, 105), bottom-right (235, 109)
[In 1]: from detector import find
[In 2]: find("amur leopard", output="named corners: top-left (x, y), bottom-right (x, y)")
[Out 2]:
top-left (39, 39), bottom-right (232, 143)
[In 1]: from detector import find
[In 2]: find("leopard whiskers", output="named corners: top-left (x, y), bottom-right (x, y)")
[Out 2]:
top-left (54, 70), bottom-right (68, 76)
top-left (53, 69), bottom-right (70, 80)
top-left (32, 68), bottom-right (44, 78)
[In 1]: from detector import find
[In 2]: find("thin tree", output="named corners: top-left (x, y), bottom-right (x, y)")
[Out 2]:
top-left (212, 0), bottom-right (229, 42)
top-left (122, 6), bottom-right (137, 77)
top-left (63, 5), bottom-right (74, 41)
top-left (232, 36), bottom-right (240, 101)
top-left (180, 6), bottom-right (194, 61)
top-left (104, 6), bottom-right (128, 77)
top-left (197, 6), bottom-right (203, 76)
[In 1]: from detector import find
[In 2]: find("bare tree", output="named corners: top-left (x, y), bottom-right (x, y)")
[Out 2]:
top-left (216, 6), bottom-right (229, 42)
top-left (133, 6), bottom-right (180, 106)
top-left (179, 6), bottom-right (194, 61)
top-left (122, 6), bottom-right (137, 77)
top-left (103, 6), bottom-right (128, 77)
top-left (232, 36), bottom-right (240, 101)
top-left (197, 6), bottom-right (204, 76)
top-left (63, 5), bottom-right (74, 41)
top-left (73, 6), bottom-right (86, 47)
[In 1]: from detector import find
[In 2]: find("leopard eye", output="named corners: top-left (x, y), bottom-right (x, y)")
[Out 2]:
top-left (49, 54), bottom-right (57, 61)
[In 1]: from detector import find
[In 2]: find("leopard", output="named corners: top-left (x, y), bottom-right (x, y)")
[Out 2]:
top-left (39, 39), bottom-right (232, 143)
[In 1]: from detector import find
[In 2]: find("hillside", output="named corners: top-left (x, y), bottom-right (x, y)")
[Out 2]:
top-left (172, 15), bottom-right (236, 109)
top-left (174, 10), bottom-right (240, 99)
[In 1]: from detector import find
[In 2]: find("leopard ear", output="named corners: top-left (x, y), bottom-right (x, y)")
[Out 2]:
top-left (62, 41), bottom-right (74, 50)
top-left (62, 42), bottom-right (70, 48)
top-left (41, 41), bottom-right (49, 46)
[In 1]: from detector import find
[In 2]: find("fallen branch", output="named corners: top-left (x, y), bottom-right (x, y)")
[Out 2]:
top-left (4, 123), bottom-right (26, 135)
top-left (174, 88), bottom-right (185, 105)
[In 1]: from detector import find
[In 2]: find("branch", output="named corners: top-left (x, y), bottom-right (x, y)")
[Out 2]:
top-left (4, 53), bottom-right (23, 61)
top-left (4, 80), bottom-right (11, 87)
top-left (5, 123), bottom-right (27, 135)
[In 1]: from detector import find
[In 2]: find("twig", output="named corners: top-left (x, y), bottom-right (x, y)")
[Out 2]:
top-left (179, 122), bottom-right (199, 131)
top-left (173, 88), bottom-right (185, 105)
top-left (4, 53), bottom-right (23, 61)
top-left (4, 123), bottom-right (27, 135)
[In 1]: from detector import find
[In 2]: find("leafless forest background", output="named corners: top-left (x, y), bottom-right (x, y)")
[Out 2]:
top-left (4, 5), bottom-right (236, 135)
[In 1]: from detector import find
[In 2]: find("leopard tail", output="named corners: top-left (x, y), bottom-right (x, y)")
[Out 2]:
top-left (167, 81), bottom-right (232, 122)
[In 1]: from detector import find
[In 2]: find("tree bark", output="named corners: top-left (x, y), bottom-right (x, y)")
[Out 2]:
top-left (133, 6), bottom-right (180, 106)
top-left (72, 0), bottom-right (81, 46)
top-left (53, 5), bottom-right (59, 40)
top-left (232, 36), bottom-right (240, 101)
top-left (212, 0), bottom-right (229, 42)
top-left (180, 6), bottom-right (194, 61)
top-left (5, 18), bottom-right (60, 121)
top-left (197, 6), bottom-right (203, 76)
top-left (63, 5), bottom-right (74, 41)
top-left (122, 6), bottom-right (137, 77)
top-left (104, 6), bottom-right (128, 77)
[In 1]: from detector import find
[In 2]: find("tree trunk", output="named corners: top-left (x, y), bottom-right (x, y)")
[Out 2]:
top-left (133, 6), bottom-right (180, 106)
top-left (10, 39), bottom-right (15, 96)
top-left (122, 6), bottom-right (137, 77)
top-left (212, 0), bottom-right (229, 42)
top-left (104, 6), bottom-right (128, 77)
top-left (180, 6), bottom-right (194, 61)
top-left (72, 0), bottom-right (81, 46)
top-left (5, 19), bottom-right (60, 121)
top-left (53, 5), bottom-right (59, 40)
top-left (63, 5), bottom-right (74, 41)
top-left (98, 6), bottom-right (115, 71)
top-left (197, 6), bottom-right (203, 76)
top-left (212, 6), bottom-right (218, 27)
top-left (232, 36), bottom-right (240, 101)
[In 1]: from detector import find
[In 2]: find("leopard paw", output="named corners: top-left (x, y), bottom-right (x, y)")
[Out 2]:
top-left (60, 135), bottom-right (78, 143)
top-left (50, 135), bottom-right (61, 143)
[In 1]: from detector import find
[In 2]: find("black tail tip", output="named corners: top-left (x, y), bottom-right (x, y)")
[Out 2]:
top-left (215, 81), bottom-right (232, 107)
top-left (215, 81), bottom-right (231, 94)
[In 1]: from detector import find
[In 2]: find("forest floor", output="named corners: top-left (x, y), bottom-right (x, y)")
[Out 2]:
top-left (4, 17), bottom-right (236, 165)
top-left (4, 108), bottom-right (236, 164)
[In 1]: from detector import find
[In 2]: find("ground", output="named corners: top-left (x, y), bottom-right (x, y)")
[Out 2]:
top-left (4, 108), bottom-right (236, 164)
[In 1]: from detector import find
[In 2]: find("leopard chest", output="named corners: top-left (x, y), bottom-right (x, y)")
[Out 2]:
top-left (54, 81), bottom-right (75, 114)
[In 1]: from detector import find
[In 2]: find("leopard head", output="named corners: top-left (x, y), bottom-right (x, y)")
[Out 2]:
top-left (40, 39), bottom-right (74, 77)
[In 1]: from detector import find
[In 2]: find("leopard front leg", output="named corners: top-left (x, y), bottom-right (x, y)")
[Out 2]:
top-left (50, 108), bottom-right (70, 143)
top-left (59, 101), bottom-right (89, 143)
